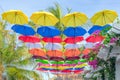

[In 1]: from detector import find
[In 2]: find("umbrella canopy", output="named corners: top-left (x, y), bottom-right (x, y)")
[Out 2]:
top-left (86, 35), bottom-right (105, 43)
top-left (30, 11), bottom-right (59, 26)
top-left (65, 60), bottom-right (79, 64)
top-left (64, 43), bottom-right (82, 49)
top-left (37, 26), bottom-right (61, 37)
top-left (82, 48), bottom-right (91, 55)
top-left (61, 12), bottom-right (88, 27)
top-left (11, 24), bottom-right (35, 35)
top-left (63, 27), bottom-right (87, 37)
top-left (47, 50), bottom-right (63, 57)
top-left (32, 55), bottom-right (48, 60)
top-left (91, 10), bottom-right (118, 26)
top-left (42, 36), bottom-right (62, 43)
top-left (88, 24), bottom-right (112, 34)
top-left (36, 59), bottom-right (49, 64)
top-left (84, 42), bottom-right (95, 48)
top-left (29, 48), bottom-right (46, 57)
top-left (64, 36), bottom-right (84, 44)
top-left (19, 35), bottom-right (40, 43)
top-left (50, 57), bottom-right (64, 61)
top-left (88, 25), bottom-right (103, 34)
top-left (25, 43), bottom-right (43, 49)
top-left (2, 10), bottom-right (28, 24)
top-left (45, 43), bottom-right (62, 50)
top-left (50, 61), bottom-right (64, 64)
top-left (64, 49), bottom-right (81, 57)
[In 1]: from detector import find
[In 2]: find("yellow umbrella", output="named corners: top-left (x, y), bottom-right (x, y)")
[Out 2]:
top-left (61, 12), bottom-right (88, 27)
top-left (2, 10), bottom-right (28, 24)
top-left (30, 11), bottom-right (59, 26)
top-left (91, 10), bottom-right (118, 26)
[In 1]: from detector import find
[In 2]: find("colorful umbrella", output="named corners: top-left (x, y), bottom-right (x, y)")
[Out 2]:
top-left (42, 36), bottom-right (62, 43)
top-left (64, 36), bottom-right (84, 44)
top-left (88, 25), bottom-right (103, 34)
top-left (84, 42), bottom-right (95, 48)
top-left (37, 26), bottom-right (61, 37)
top-left (64, 49), bottom-right (81, 57)
top-left (47, 50), bottom-right (63, 57)
top-left (50, 61), bottom-right (64, 64)
top-left (19, 35), bottom-right (40, 43)
top-left (86, 35), bottom-right (105, 43)
top-left (61, 12), bottom-right (88, 27)
top-left (36, 59), bottom-right (49, 64)
top-left (50, 57), bottom-right (64, 61)
top-left (91, 10), bottom-right (118, 26)
top-left (88, 24), bottom-right (112, 34)
top-left (37, 63), bottom-right (86, 70)
top-left (30, 11), bottom-right (59, 26)
top-left (65, 60), bottom-right (79, 64)
top-left (82, 48), bottom-right (91, 55)
top-left (32, 55), bottom-right (48, 60)
top-left (45, 43), bottom-right (62, 50)
top-left (64, 43), bottom-right (82, 49)
top-left (2, 10), bottom-right (28, 24)
top-left (63, 27), bottom-right (87, 37)
top-left (29, 48), bottom-right (46, 57)
top-left (25, 43), bottom-right (43, 49)
top-left (11, 24), bottom-right (35, 35)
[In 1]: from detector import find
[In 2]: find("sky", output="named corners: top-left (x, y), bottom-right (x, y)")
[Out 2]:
top-left (0, 0), bottom-right (120, 18)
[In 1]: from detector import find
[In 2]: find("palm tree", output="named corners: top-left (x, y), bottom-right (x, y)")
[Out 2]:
top-left (0, 20), bottom-right (42, 80)
top-left (47, 3), bottom-right (64, 31)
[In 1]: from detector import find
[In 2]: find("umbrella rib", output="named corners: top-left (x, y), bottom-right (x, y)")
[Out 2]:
top-left (18, 14), bottom-right (23, 24)
top-left (36, 15), bottom-right (43, 25)
top-left (93, 14), bottom-right (103, 25)
top-left (105, 14), bottom-right (115, 23)
top-left (44, 14), bottom-right (46, 25)
top-left (102, 13), bottom-right (106, 25)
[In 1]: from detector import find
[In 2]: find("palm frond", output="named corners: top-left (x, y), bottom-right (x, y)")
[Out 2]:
top-left (47, 3), bottom-right (64, 31)
top-left (6, 66), bottom-right (41, 80)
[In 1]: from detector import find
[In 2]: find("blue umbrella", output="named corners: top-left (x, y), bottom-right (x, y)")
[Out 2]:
top-left (11, 24), bottom-right (35, 35)
top-left (63, 27), bottom-right (87, 37)
top-left (37, 26), bottom-right (61, 37)
top-left (88, 25), bottom-right (103, 34)
top-left (66, 68), bottom-right (84, 70)
top-left (88, 24), bottom-right (112, 34)
top-left (101, 24), bottom-right (112, 31)
top-left (42, 68), bottom-right (54, 70)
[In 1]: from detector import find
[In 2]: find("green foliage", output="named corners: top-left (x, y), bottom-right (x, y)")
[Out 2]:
top-left (47, 2), bottom-right (64, 31)
top-left (0, 20), bottom-right (42, 80)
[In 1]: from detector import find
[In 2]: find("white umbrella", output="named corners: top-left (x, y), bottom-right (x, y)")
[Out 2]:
top-left (64, 43), bottom-right (83, 49)
top-left (26, 43), bottom-right (43, 49)
top-left (84, 42), bottom-right (96, 48)
top-left (45, 43), bottom-right (62, 50)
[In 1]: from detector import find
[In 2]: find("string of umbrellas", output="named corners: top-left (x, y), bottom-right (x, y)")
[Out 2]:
top-left (1, 9), bottom-right (118, 74)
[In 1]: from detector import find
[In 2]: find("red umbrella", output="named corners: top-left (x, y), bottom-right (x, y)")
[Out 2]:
top-left (42, 36), bottom-right (62, 43)
top-left (50, 70), bottom-right (60, 73)
top-left (73, 70), bottom-right (83, 74)
top-left (86, 35), bottom-right (105, 43)
top-left (61, 70), bottom-right (72, 73)
top-left (19, 35), bottom-right (40, 43)
top-left (64, 36), bottom-right (84, 44)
